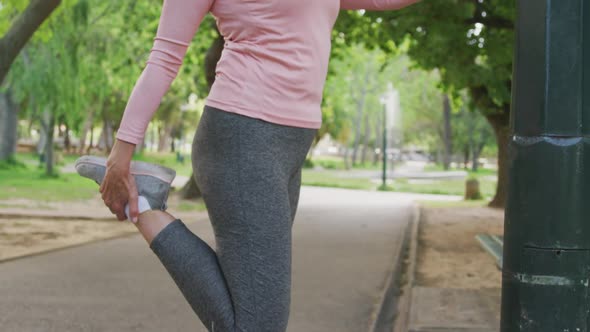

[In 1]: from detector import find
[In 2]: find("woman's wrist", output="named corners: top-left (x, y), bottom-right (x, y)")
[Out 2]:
top-left (107, 139), bottom-right (136, 169)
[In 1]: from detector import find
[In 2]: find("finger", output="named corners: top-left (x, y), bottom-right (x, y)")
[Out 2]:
top-left (107, 205), bottom-right (118, 217)
top-left (128, 176), bottom-right (140, 223)
top-left (111, 202), bottom-right (125, 219)
top-left (128, 193), bottom-right (139, 224)
top-left (116, 211), bottom-right (127, 221)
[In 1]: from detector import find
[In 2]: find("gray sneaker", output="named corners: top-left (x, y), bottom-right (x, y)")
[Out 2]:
top-left (75, 155), bottom-right (176, 210)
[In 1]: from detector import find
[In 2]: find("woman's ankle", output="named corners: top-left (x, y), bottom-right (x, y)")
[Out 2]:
top-left (134, 210), bottom-right (176, 245)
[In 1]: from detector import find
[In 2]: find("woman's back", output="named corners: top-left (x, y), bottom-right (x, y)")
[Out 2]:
top-left (208, 0), bottom-right (341, 128)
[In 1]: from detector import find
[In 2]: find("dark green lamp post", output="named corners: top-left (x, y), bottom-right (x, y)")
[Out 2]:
top-left (502, 0), bottom-right (590, 330)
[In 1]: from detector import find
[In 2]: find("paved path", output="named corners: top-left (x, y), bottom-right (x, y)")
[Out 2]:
top-left (0, 187), bottom-right (414, 332)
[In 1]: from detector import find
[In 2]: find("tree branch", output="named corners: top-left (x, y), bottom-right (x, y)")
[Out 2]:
top-left (0, 0), bottom-right (62, 85)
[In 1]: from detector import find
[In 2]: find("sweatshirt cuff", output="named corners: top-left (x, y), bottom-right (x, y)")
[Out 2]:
top-left (115, 131), bottom-right (142, 145)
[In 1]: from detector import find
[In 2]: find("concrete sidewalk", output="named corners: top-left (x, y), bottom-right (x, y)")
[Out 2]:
top-left (408, 287), bottom-right (501, 332)
top-left (0, 187), bottom-right (415, 332)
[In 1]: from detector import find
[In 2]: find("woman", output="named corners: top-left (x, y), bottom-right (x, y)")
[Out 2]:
top-left (85, 1), bottom-right (418, 331)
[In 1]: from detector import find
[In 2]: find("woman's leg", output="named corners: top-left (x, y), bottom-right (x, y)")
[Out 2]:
top-left (140, 211), bottom-right (235, 331)
top-left (287, 168), bottom-right (304, 226)
top-left (192, 106), bottom-right (316, 332)
top-left (141, 106), bottom-right (315, 332)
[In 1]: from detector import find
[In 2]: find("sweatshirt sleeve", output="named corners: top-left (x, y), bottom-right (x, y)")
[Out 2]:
top-left (340, 0), bottom-right (419, 11)
top-left (116, 0), bottom-right (214, 145)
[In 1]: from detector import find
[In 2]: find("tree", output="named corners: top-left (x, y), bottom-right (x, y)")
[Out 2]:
top-left (337, 1), bottom-right (515, 207)
top-left (6, 0), bottom-right (216, 167)
top-left (0, 0), bottom-right (62, 162)
top-left (324, 44), bottom-right (403, 169)
top-left (387, 58), bottom-right (446, 162)
top-left (453, 104), bottom-right (495, 172)
top-left (441, 94), bottom-right (453, 170)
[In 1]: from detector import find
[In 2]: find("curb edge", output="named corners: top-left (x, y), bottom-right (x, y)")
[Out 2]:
top-left (368, 202), bottom-right (421, 332)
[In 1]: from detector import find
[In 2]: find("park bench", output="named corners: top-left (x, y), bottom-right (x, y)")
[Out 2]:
top-left (475, 234), bottom-right (503, 270)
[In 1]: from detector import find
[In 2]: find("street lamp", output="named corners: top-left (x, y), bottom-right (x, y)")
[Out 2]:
top-left (380, 83), bottom-right (400, 190)
top-left (380, 96), bottom-right (387, 190)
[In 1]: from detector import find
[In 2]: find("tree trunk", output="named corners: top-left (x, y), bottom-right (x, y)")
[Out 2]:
top-left (442, 94), bottom-right (453, 170)
top-left (463, 147), bottom-right (469, 170)
top-left (0, 88), bottom-right (19, 161)
top-left (360, 113), bottom-right (371, 165)
top-left (157, 124), bottom-right (173, 152)
top-left (98, 118), bottom-right (115, 153)
top-left (351, 72), bottom-right (369, 167)
top-left (486, 112), bottom-right (509, 208)
top-left (42, 108), bottom-right (55, 176)
top-left (0, 0), bottom-right (62, 85)
top-left (78, 109), bottom-right (95, 154)
top-left (465, 179), bottom-right (482, 200)
top-left (181, 27), bottom-right (224, 199)
top-left (343, 147), bottom-right (352, 170)
top-left (471, 142), bottom-right (484, 172)
top-left (436, 148), bottom-right (443, 166)
top-left (64, 123), bottom-right (71, 152)
top-left (135, 139), bottom-right (144, 155)
top-left (87, 126), bottom-right (94, 154)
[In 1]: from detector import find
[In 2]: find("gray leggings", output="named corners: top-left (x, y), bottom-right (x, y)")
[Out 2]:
top-left (149, 106), bottom-right (317, 332)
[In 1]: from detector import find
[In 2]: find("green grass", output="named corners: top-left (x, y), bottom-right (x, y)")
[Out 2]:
top-left (301, 170), bottom-right (375, 190)
top-left (305, 156), bottom-right (382, 171)
top-left (353, 162), bottom-right (382, 170)
top-left (390, 178), bottom-right (496, 198)
top-left (0, 163), bottom-right (98, 202)
top-left (302, 169), bottom-right (497, 198)
top-left (423, 164), bottom-right (498, 177)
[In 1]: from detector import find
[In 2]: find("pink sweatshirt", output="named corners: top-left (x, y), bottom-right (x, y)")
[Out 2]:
top-left (116, 0), bottom-right (417, 144)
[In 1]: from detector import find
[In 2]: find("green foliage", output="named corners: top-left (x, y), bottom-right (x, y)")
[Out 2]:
top-left (389, 57), bottom-right (445, 151)
top-left (335, 3), bottom-right (516, 129)
top-left (452, 104), bottom-right (495, 161)
top-left (369, 1), bottom-right (514, 109)
top-left (323, 44), bottom-right (387, 145)
top-left (0, 0), bottom-right (30, 35)
top-left (335, 4), bottom-right (513, 204)
top-left (323, 44), bottom-right (444, 155)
